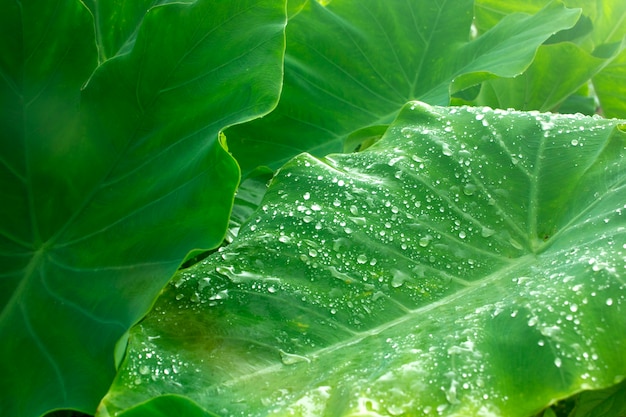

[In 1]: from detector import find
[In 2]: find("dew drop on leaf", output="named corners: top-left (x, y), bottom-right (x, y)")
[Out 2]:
top-left (419, 235), bottom-right (432, 247)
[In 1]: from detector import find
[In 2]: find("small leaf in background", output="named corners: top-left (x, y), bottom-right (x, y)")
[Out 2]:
top-left (0, 1), bottom-right (286, 416)
top-left (226, 0), bottom-right (580, 175)
top-left (474, 0), bottom-right (626, 117)
top-left (569, 379), bottom-right (626, 417)
top-left (100, 102), bottom-right (626, 417)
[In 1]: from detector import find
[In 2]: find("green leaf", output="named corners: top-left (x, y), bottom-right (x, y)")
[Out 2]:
top-left (81, 0), bottom-right (186, 62)
top-left (476, 41), bottom-right (623, 112)
top-left (0, 1), bottom-right (286, 416)
top-left (475, 0), bottom-right (626, 47)
top-left (226, 0), bottom-right (580, 174)
top-left (473, 0), bottom-right (626, 117)
top-left (107, 395), bottom-right (214, 417)
top-left (594, 49), bottom-right (626, 119)
top-left (569, 379), bottom-right (626, 417)
top-left (100, 103), bottom-right (626, 417)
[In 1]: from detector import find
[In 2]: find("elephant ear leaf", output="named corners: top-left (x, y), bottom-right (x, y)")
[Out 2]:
top-left (100, 103), bottom-right (626, 417)
top-left (0, 1), bottom-right (286, 416)
top-left (226, 0), bottom-right (581, 174)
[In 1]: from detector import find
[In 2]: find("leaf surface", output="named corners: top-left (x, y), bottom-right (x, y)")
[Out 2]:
top-left (474, 0), bottom-right (626, 118)
top-left (0, 1), bottom-right (286, 416)
top-left (101, 103), bottom-right (626, 417)
top-left (476, 41), bottom-right (623, 112)
top-left (226, 0), bottom-right (580, 174)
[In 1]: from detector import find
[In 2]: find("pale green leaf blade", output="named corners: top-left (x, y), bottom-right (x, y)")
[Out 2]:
top-left (476, 41), bottom-right (622, 112)
top-left (226, 0), bottom-right (579, 174)
top-left (0, 1), bottom-right (286, 416)
top-left (473, 0), bottom-right (626, 117)
top-left (101, 103), bottom-right (626, 417)
top-left (594, 49), bottom-right (626, 118)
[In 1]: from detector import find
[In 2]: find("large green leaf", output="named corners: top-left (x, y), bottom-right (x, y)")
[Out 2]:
top-left (474, 0), bottom-right (626, 117)
top-left (100, 102), bottom-right (626, 417)
top-left (226, 0), bottom-right (580, 175)
top-left (475, 41), bottom-right (623, 112)
top-left (0, 1), bottom-right (286, 416)
top-left (594, 49), bottom-right (626, 119)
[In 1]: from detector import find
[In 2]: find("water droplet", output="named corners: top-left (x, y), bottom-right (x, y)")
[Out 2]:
top-left (139, 365), bottom-right (150, 375)
top-left (357, 254), bottom-right (368, 264)
top-left (303, 192), bottom-right (311, 200)
top-left (606, 298), bottom-right (614, 306)
top-left (481, 227), bottom-right (496, 238)
top-left (391, 269), bottom-right (410, 288)
top-left (571, 139), bottom-right (579, 146)
top-left (419, 235), bottom-right (432, 247)
top-left (458, 231), bottom-right (466, 239)
top-left (463, 183), bottom-right (476, 196)
top-left (554, 357), bottom-right (562, 368)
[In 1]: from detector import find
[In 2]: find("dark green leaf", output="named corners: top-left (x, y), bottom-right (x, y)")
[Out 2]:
top-left (569, 379), bottom-right (626, 417)
top-left (0, 1), bottom-right (286, 416)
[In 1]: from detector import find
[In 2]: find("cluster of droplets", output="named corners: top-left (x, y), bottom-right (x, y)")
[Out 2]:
top-left (120, 102), bottom-right (626, 416)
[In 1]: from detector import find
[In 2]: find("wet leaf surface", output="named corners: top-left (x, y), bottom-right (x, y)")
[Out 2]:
top-left (101, 102), bottom-right (626, 417)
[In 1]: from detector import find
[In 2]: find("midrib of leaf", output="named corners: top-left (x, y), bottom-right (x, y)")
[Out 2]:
top-left (527, 130), bottom-right (547, 253)
top-left (212, 253), bottom-right (538, 389)
top-left (356, 2), bottom-right (410, 99)
top-left (410, 0), bottom-right (446, 97)
top-left (541, 136), bottom-right (626, 250)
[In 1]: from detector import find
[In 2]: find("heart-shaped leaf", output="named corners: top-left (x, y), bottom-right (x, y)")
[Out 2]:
top-left (226, 0), bottom-right (581, 175)
top-left (0, 1), bottom-right (286, 415)
top-left (100, 102), bottom-right (626, 417)
top-left (474, 0), bottom-right (626, 118)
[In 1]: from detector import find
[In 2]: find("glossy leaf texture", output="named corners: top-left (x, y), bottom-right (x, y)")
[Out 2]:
top-left (473, 0), bottom-right (626, 116)
top-left (0, 1), bottom-right (286, 416)
top-left (101, 102), bottom-right (626, 417)
top-left (226, 0), bottom-right (580, 175)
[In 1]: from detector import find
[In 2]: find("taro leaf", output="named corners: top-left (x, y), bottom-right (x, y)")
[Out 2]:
top-left (476, 41), bottom-right (623, 112)
top-left (594, 49), bottom-right (626, 119)
top-left (81, 0), bottom-right (186, 62)
top-left (100, 102), bottom-right (626, 417)
top-left (475, 0), bottom-right (626, 47)
top-left (0, 1), bottom-right (286, 416)
top-left (569, 379), bottom-right (626, 417)
top-left (225, 0), bottom-right (580, 175)
top-left (474, 0), bottom-right (626, 118)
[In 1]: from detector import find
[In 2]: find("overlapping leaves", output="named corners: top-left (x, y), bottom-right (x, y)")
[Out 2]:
top-left (473, 0), bottom-right (626, 117)
top-left (101, 103), bottom-right (626, 417)
top-left (0, 1), bottom-right (286, 416)
top-left (226, 0), bottom-right (581, 175)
